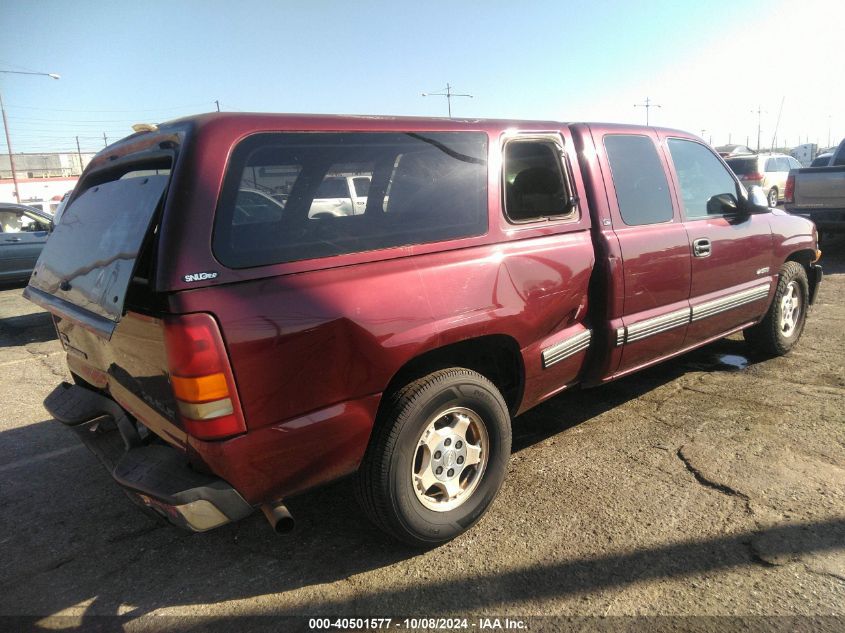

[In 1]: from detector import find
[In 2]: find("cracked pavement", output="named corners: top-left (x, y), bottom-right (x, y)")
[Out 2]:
top-left (0, 240), bottom-right (843, 630)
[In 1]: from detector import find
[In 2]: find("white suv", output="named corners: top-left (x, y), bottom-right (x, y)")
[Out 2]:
top-left (726, 153), bottom-right (802, 207)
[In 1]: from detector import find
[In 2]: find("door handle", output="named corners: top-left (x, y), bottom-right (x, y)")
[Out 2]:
top-left (693, 238), bottom-right (711, 258)
top-left (4, 237), bottom-right (22, 242)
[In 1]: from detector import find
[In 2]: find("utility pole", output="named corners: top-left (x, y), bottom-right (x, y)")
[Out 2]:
top-left (215, 100), bottom-right (221, 112)
top-left (103, 132), bottom-right (108, 147)
top-left (75, 136), bottom-right (83, 176)
top-left (634, 97), bottom-right (662, 126)
top-left (770, 97), bottom-right (785, 153)
top-left (751, 105), bottom-right (764, 152)
top-left (829, 115), bottom-right (832, 148)
top-left (421, 83), bottom-right (473, 118)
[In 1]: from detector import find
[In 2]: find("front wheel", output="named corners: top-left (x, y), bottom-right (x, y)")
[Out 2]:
top-left (355, 368), bottom-right (511, 547)
top-left (744, 261), bottom-right (808, 355)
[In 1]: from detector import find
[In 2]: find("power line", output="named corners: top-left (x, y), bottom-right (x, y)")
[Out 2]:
top-left (4, 101), bottom-right (213, 113)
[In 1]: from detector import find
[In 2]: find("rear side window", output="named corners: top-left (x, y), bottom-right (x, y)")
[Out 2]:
top-left (503, 139), bottom-right (572, 222)
top-left (214, 132), bottom-right (488, 268)
top-left (765, 158), bottom-right (777, 171)
top-left (604, 134), bottom-right (674, 226)
top-left (776, 157), bottom-right (791, 171)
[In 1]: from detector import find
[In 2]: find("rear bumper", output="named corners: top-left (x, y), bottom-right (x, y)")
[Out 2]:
top-left (44, 382), bottom-right (253, 532)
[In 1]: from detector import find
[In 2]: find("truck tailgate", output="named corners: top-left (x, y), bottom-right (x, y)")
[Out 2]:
top-left (790, 166), bottom-right (845, 209)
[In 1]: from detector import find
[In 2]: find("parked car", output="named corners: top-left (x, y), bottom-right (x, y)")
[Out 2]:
top-left (26, 114), bottom-right (821, 546)
top-left (0, 203), bottom-right (53, 282)
top-left (785, 138), bottom-right (845, 235)
top-left (725, 153), bottom-right (803, 207)
top-left (810, 152), bottom-right (834, 167)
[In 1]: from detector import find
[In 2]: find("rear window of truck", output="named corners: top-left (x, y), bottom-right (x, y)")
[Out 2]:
top-left (213, 132), bottom-right (488, 268)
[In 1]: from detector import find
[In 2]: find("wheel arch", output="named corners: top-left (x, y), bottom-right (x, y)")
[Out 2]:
top-left (380, 334), bottom-right (525, 418)
top-left (785, 248), bottom-right (818, 300)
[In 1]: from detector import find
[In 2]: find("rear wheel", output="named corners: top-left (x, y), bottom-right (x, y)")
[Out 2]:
top-left (767, 187), bottom-right (779, 207)
top-left (355, 368), bottom-right (511, 547)
top-left (744, 261), bottom-right (808, 355)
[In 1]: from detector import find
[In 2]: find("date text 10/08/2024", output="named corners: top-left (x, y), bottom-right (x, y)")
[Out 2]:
top-left (308, 617), bottom-right (528, 630)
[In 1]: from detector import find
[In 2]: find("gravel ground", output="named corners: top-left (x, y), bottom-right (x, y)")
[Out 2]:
top-left (0, 240), bottom-right (843, 632)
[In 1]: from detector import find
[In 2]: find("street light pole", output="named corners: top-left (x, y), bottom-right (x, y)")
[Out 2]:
top-left (0, 89), bottom-right (20, 202)
top-left (0, 69), bottom-right (60, 203)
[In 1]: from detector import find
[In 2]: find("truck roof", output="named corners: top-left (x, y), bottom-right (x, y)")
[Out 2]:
top-left (133, 111), bottom-right (691, 139)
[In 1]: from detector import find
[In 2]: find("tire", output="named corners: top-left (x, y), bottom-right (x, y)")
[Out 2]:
top-left (355, 368), bottom-right (511, 547)
top-left (743, 261), bottom-right (808, 355)
top-left (768, 187), bottom-right (779, 208)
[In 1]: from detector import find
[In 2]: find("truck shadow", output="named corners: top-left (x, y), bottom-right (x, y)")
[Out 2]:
top-left (1, 334), bottom-right (810, 626)
top-left (0, 311), bottom-right (56, 347)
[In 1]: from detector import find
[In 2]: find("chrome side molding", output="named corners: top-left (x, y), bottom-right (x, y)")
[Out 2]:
top-left (542, 329), bottom-right (592, 368)
top-left (691, 282), bottom-right (771, 322)
top-left (624, 307), bottom-right (691, 344)
top-left (615, 282), bottom-right (772, 347)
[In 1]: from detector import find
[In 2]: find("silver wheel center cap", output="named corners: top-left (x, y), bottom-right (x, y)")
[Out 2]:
top-left (444, 450), bottom-right (456, 468)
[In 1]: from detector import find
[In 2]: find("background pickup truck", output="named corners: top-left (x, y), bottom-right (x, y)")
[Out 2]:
top-left (785, 137), bottom-right (845, 235)
top-left (26, 114), bottom-right (822, 547)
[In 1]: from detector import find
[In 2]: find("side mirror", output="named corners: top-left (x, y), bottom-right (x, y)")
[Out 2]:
top-left (743, 185), bottom-right (771, 213)
top-left (706, 192), bottom-right (739, 215)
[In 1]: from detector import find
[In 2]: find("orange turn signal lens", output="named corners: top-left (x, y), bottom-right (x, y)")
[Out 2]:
top-left (171, 372), bottom-right (229, 403)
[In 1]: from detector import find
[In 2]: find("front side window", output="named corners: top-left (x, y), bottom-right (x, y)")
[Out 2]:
top-left (604, 134), bottom-right (674, 226)
top-left (503, 140), bottom-right (571, 222)
top-left (214, 132), bottom-right (488, 268)
top-left (667, 138), bottom-right (739, 219)
top-left (776, 157), bottom-right (791, 172)
top-left (765, 158), bottom-right (778, 171)
top-left (0, 210), bottom-right (50, 233)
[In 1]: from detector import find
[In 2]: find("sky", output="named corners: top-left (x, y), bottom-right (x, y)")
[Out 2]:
top-left (1, 0), bottom-right (843, 155)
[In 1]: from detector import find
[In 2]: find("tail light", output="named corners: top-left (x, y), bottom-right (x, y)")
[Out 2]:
top-left (744, 172), bottom-right (764, 182)
top-left (784, 174), bottom-right (795, 203)
top-left (163, 313), bottom-right (246, 440)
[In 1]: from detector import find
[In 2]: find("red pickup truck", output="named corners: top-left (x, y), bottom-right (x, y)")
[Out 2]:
top-left (25, 114), bottom-right (822, 546)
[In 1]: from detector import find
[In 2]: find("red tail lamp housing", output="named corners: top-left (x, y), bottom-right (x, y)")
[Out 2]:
top-left (784, 174), bottom-right (795, 204)
top-left (163, 313), bottom-right (246, 440)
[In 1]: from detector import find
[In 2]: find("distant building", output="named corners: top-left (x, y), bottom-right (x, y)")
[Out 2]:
top-left (0, 151), bottom-right (95, 180)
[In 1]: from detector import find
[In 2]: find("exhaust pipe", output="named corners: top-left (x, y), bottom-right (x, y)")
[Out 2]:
top-left (261, 501), bottom-right (295, 534)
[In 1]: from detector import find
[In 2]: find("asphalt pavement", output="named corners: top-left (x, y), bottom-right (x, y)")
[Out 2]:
top-left (0, 241), bottom-right (843, 632)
